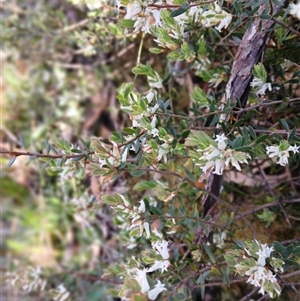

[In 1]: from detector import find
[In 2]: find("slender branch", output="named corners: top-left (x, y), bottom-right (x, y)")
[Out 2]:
top-left (271, 17), bottom-right (300, 37)
top-left (0, 130), bottom-right (147, 160)
top-left (148, 0), bottom-right (216, 9)
top-left (235, 98), bottom-right (300, 114)
top-left (220, 199), bottom-right (300, 229)
top-left (255, 161), bottom-right (291, 227)
top-left (0, 150), bottom-right (94, 159)
top-left (238, 288), bottom-right (260, 301)
top-left (55, 19), bottom-right (90, 34)
top-left (281, 269), bottom-right (300, 279)
top-left (118, 129), bottom-right (147, 147)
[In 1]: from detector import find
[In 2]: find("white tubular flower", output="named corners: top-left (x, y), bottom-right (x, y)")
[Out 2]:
top-left (201, 4), bottom-right (232, 31)
top-left (147, 260), bottom-right (169, 273)
top-left (125, 1), bottom-right (143, 19)
top-left (289, 1), bottom-right (300, 20)
top-left (256, 242), bottom-right (274, 266)
top-left (52, 284), bottom-right (70, 301)
top-left (143, 222), bottom-right (151, 238)
top-left (266, 145), bottom-right (280, 158)
top-left (146, 91), bottom-right (155, 103)
top-left (266, 141), bottom-right (299, 166)
top-left (147, 280), bottom-right (167, 300)
top-left (152, 228), bottom-right (163, 239)
top-left (138, 200), bottom-right (146, 213)
top-left (85, 0), bottom-right (102, 10)
top-left (215, 133), bottom-right (227, 150)
top-left (215, 13), bottom-right (232, 32)
top-left (289, 144), bottom-right (300, 154)
top-left (213, 158), bottom-right (226, 175)
top-left (157, 143), bottom-right (169, 162)
top-left (250, 77), bottom-right (272, 95)
top-left (152, 10), bottom-right (162, 26)
top-left (133, 268), bottom-right (150, 293)
top-left (142, 17), bottom-right (152, 33)
top-left (152, 240), bottom-right (169, 259)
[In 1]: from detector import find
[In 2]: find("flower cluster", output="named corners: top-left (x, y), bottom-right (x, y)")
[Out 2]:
top-left (6, 266), bottom-right (47, 293)
top-left (266, 141), bottom-right (299, 166)
top-left (91, 138), bottom-right (129, 168)
top-left (50, 284), bottom-right (71, 301)
top-left (225, 240), bottom-right (285, 299)
top-left (196, 133), bottom-right (251, 175)
top-left (200, 3), bottom-right (232, 32)
top-left (6, 266), bottom-right (71, 301)
top-left (118, 1), bottom-right (232, 43)
top-left (116, 197), bottom-right (151, 238)
top-left (250, 77), bottom-right (272, 95)
top-left (126, 240), bottom-right (170, 300)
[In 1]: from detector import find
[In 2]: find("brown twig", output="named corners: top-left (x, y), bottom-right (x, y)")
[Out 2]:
top-left (255, 162), bottom-right (292, 227)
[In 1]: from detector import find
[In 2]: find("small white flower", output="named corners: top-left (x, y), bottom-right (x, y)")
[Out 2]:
top-left (143, 222), bottom-right (151, 238)
top-left (133, 268), bottom-right (150, 293)
top-left (52, 284), bottom-right (70, 301)
top-left (152, 228), bottom-right (163, 239)
top-left (157, 143), bottom-right (169, 162)
top-left (153, 10), bottom-right (162, 26)
top-left (289, 1), bottom-right (300, 20)
top-left (214, 158), bottom-right (225, 175)
top-left (266, 145), bottom-right (280, 158)
top-left (256, 243), bottom-right (274, 266)
top-left (250, 77), bottom-right (272, 95)
top-left (227, 155), bottom-right (242, 171)
top-left (288, 144), bottom-right (300, 154)
top-left (138, 200), bottom-right (146, 213)
top-left (266, 142), bottom-right (298, 166)
top-left (215, 13), bottom-right (232, 32)
top-left (215, 133), bottom-right (227, 150)
top-left (85, 0), bottom-right (102, 10)
top-left (147, 280), bottom-right (167, 300)
top-left (125, 1), bottom-right (143, 19)
top-left (152, 240), bottom-right (169, 259)
top-left (142, 17), bottom-right (152, 33)
top-left (147, 260), bottom-right (169, 273)
top-left (146, 91), bottom-right (155, 102)
top-left (207, 147), bottom-right (221, 160)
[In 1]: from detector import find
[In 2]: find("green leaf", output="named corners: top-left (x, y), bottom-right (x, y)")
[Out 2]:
top-left (128, 169), bottom-right (146, 177)
top-left (274, 241), bottom-right (286, 255)
top-left (185, 130), bottom-right (214, 148)
top-left (203, 244), bottom-right (216, 263)
top-left (221, 267), bottom-right (230, 286)
top-left (71, 148), bottom-right (82, 153)
top-left (261, 14), bottom-right (272, 19)
top-left (45, 140), bottom-right (51, 154)
top-left (8, 156), bottom-right (17, 167)
top-left (256, 134), bottom-right (269, 144)
top-left (71, 155), bottom-right (85, 161)
top-left (248, 126), bottom-right (257, 140)
top-left (150, 206), bottom-right (163, 216)
top-left (149, 47), bottom-right (164, 54)
top-left (288, 128), bottom-right (296, 142)
top-left (209, 114), bottom-right (219, 127)
top-left (191, 86), bottom-right (209, 107)
top-left (118, 18), bottom-right (135, 28)
top-left (280, 119), bottom-right (289, 131)
top-left (233, 118), bottom-right (245, 128)
top-left (282, 245), bottom-right (293, 258)
top-left (133, 180), bottom-right (158, 191)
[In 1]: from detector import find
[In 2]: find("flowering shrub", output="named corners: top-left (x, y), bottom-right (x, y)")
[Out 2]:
top-left (2, 0), bottom-right (300, 301)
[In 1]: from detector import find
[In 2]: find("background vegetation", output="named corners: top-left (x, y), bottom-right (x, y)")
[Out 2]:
top-left (1, 0), bottom-right (300, 300)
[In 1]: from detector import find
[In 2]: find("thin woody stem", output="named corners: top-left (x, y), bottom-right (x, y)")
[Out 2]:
top-left (0, 130), bottom-right (148, 160)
